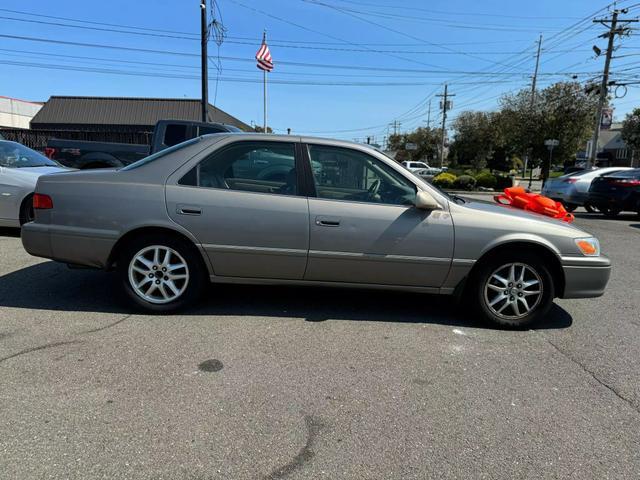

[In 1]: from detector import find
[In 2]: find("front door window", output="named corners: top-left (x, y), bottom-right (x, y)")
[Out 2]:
top-left (307, 145), bottom-right (416, 206)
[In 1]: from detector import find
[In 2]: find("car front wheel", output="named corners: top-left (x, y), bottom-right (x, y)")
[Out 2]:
top-left (118, 235), bottom-right (206, 312)
top-left (471, 254), bottom-right (554, 328)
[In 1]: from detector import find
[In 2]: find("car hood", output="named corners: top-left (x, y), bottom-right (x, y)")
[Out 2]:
top-left (459, 198), bottom-right (586, 233)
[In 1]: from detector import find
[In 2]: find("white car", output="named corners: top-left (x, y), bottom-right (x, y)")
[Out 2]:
top-left (402, 161), bottom-right (442, 177)
top-left (0, 140), bottom-right (70, 227)
top-left (542, 167), bottom-right (633, 212)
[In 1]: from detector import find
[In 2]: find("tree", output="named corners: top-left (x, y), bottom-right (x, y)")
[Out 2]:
top-left (621, 107), bottom-right (640, 166)
top-left (500, 82), bottom-right (599, 180)
top-left (387, 127), bottom-right (441, 164)
top-left (253, 125), bottom-right (273, 133)
top-left (451, 111), bottom-right (500, 170)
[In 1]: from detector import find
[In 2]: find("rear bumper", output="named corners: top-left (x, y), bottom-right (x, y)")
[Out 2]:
top-left (560, 255), bottom-right (611, 299)
top-left (21, 222), bottom-right (115, 269)
top-left (565, 191), bottom-right (589, 205)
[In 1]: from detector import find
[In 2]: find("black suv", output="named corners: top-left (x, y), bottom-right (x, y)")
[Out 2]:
top-left (587, 168), bottom-right (640, 217)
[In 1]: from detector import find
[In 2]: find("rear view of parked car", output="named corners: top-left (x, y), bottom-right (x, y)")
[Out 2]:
top-left (541, 167), bottom-right (632, 212)
top-left (587, 168), bottom-right (640, 217)
top-left (0, 140), bottom-right (70, 227)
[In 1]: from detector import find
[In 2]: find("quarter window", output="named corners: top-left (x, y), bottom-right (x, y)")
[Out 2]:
top-left (188, 141), bottom-right (298, 196)
top-left (307, 145), bottom-right (416, 206)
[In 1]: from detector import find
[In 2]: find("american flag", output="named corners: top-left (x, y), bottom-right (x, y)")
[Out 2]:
top-left (255, 35), bottom-right (273, 72)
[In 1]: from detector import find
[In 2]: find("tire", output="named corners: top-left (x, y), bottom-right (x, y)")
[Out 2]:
top-left (470, 252), bottom-right (555, 328)
top-left (117, 234), bottom-right (207, 312)
top-left (19, 194), bottom-right (34, 226)
top-left (599, 206), bottom-right (621, 218)
top-left (563, 203), bottom-right (577, 212)
top-left (584, 204), bottom-right (596, 213)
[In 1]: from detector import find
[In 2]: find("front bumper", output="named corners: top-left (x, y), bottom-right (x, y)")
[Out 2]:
top-left (560, 254), bottom-right (611, 299)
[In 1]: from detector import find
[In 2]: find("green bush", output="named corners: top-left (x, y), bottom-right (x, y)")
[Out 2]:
top-left (432, 172), bottom-right (457, 189)
top-left (475, 172), bottom-right (497, 189)
top-left (463, 169), bottom-right (476, 177)
top-left (453, 174), bottom-right (477, 191)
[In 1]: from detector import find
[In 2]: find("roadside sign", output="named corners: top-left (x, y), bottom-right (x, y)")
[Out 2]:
top-left (405, 143), bottom-right (417, 151)
top-left (544, 139), bottom-right (559, 147)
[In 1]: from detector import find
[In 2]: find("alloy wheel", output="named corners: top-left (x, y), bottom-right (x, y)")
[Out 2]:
top-left (128, 245), bottom-right (190, 304)
top-left (483, 263), bottom-right (543, 320)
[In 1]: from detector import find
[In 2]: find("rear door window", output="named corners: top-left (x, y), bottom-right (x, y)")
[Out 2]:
top-left (192, 141), bottom-right (299, 196)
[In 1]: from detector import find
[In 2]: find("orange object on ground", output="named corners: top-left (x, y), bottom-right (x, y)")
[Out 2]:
top-left (494, 186), bottom-right (574, 223)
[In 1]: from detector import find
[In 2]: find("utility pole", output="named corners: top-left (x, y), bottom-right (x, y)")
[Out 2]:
top-left (200, 0), bottom-right (208, 123)
top-left (523, 35), bottom-right (543, 181)
top-left (427, 99), bottom-right (432, 128)
top-left (389, 120), bottom-right (401, 136)
top-left (588, 9), bottom-right (638, 168)
top-left (436, 83), bottom-right (454, 168)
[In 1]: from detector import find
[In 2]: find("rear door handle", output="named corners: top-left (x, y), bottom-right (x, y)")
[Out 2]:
top-left (315, 216), bottom-right (341, 227)
top-left (177, 205), bottom-right (202, 216)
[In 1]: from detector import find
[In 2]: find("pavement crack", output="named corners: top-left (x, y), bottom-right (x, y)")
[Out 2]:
top-left (542, 333), bottom-right (639, 414)
top-left (0, 340), bottom-right (82, 365)
top-left (264, 415), bottom-right (324, 480)
top-left (78, 314), bottom-right (132, 334)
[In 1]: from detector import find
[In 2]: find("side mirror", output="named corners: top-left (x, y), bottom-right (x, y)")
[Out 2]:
top-left (414, 190), bottom-right (440, 210)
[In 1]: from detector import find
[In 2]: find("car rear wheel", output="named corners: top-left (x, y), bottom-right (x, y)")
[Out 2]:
top-left (584, 203), bottom-right (596, 213)
top-left (471, 253), bottom-right (554, 328)
top-left (118, 234), bottom-right (206, 312)
top-left (563, 202), bottom-right (577, 212)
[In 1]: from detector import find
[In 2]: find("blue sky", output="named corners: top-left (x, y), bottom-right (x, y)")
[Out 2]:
top-left (1, 0), bottom-right (639, 142)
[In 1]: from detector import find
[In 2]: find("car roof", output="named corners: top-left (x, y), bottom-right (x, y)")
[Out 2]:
top-left (200, 132), bottom-right (383, 152)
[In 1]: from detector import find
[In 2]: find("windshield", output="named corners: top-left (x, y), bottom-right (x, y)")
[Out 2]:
top-left (0, 141), bottom-right (59, 168)
top-left (121, 137), bottom-right (201, 171)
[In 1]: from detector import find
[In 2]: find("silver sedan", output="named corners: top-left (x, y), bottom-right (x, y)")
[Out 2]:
top-left (0, 140), bottom-right (70, 227)
top-left (22, 134), bottom-right (611, 328)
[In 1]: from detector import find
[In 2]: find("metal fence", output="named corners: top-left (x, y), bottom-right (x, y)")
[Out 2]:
top-left (0, 128), bottom-right (153, 152)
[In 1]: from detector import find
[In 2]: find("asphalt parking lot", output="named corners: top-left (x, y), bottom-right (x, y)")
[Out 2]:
top-left (1, 211), bottom-right (639, 480)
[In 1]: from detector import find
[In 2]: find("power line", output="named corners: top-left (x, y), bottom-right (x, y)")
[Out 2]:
top-left (0, 34), bottom-right (599, 77)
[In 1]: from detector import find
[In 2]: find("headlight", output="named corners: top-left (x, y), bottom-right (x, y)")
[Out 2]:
top-left (575, 237), bottom-right (600, 256)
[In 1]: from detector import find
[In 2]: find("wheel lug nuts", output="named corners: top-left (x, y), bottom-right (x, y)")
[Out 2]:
top-left (518, 292), bottom-right (523, 297)
top-left (510, 296), bottom-right (514, 301)
top-left (164, 276), bottom-right (168, 281)
top-left (155, 280), bottom-right (160, 284)
top-left (152, 266), bottom-right (157, 270)
top-left (162, 267), bottom-right (167, 272)
top-left (148, 274), bottom-right (154, 278)
top-left (517, 284), bottom-right (522, 288)
top-left (504, 291), bottom-right (508, 295)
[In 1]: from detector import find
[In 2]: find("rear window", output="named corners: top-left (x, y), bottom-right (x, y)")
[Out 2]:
top-left (603, 169), bottom-right (640, 178)
top-left (121, 138), bottom-right (200, 171)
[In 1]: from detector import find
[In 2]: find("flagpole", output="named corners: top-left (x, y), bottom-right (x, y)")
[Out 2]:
top-left (263, 30), bottom-right (268, 133)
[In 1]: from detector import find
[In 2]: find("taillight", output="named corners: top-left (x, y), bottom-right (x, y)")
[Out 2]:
top-left (563, 178), bottom-right (578, 184)
top-left (33, 193), bottom-right (53, 210)
top-left (609, 179), bottom-right (640, 187)
top-left (44, 147), bottom-right (57, 159)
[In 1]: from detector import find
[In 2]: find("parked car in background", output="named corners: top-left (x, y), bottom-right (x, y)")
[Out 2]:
top-left (542, 167), bottom-right (632, 212)
top-left (46, 119), bottom-right (242, 169)
top-left (587, 168), bottom-right (640, 217)
top-left (401, 161), bottom-right (430, 172)
top-left (401, 161), bottom-right (443, 178)
top-left (0, 140), bottom-right (70, 227)
top-left (22, 134), bottom-right (611, 328)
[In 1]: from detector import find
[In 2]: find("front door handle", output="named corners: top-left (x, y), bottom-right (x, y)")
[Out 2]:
top-left (315, 216), bottom-right (341, 227)
top-left (177, 205), bottom-right (202, 216)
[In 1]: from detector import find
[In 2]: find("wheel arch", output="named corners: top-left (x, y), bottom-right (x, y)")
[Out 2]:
top-left (459, 240), bottom-right (565, 299)
top-left (18, 192), bottom-right (34, 224)
top-left (106, 225), bottom-right (211, 274)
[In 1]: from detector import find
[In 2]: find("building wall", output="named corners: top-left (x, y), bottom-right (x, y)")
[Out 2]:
top-left (0, 97), bottom-right (42, 129)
